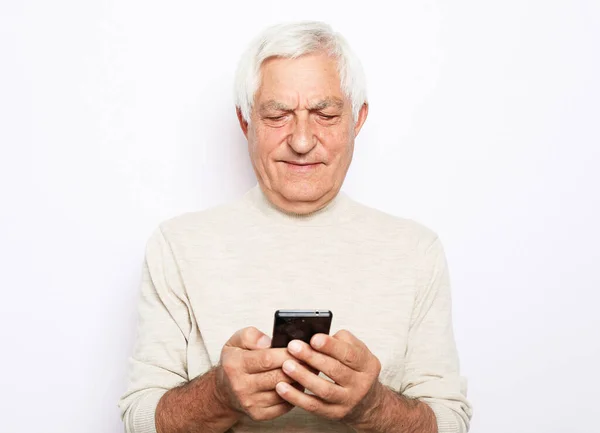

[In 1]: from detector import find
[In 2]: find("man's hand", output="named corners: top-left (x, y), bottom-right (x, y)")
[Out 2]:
top-left (274, 329), bottom-right (384, 426)
top-left (214, 326), bottom-right (301, 422)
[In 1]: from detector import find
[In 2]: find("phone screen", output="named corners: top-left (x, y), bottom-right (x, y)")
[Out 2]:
top-left (271, 310), bottom-right (333, 348)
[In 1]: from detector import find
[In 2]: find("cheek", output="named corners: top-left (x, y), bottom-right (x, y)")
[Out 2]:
top-left (254, 126), bottom-right (288, 156)
top-left (318, 127), bottom-right (353, 155)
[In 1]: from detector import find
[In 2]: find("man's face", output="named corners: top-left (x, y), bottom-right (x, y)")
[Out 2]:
top-left (239, 52), bottom-right (367, 213)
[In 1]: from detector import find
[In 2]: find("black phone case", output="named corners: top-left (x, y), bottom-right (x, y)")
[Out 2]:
top-left (271, 310), bottom-right (333, 348)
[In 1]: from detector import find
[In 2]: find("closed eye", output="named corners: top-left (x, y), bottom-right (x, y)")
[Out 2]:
top-left (317, 113), bottom-right (339, 121)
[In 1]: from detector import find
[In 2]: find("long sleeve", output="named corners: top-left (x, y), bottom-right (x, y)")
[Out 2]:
top-left (400, 236), bottom-right (473, 433)
top-left (118, 227), bottom-right (210, 433)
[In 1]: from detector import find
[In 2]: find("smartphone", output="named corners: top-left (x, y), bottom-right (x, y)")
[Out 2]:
top-left (271, 309), bottom-right (333, 348)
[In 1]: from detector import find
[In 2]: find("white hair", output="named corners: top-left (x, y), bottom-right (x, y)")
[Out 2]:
top-left (234, 21), bottom-right (367, 124)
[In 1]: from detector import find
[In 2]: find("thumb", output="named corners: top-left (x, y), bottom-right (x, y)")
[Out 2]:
top-left (226, 326), bottom-right (272, 350)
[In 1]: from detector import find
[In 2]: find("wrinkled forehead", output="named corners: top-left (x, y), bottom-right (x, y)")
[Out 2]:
top-left (255, 53), bottom-right (348, 109)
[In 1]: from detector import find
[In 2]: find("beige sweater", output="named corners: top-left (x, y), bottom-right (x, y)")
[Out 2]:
top-left (119, 185), bottom-right (472, 432)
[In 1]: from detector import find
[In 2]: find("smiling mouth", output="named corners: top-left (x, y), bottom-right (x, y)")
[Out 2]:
top-left (280, 161), bottom-right (323, 172)
top-left (281, 161), bottom-right (322, 166)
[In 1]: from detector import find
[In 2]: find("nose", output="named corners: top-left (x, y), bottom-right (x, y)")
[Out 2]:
top-left (287, 113), bottom-right (317, 154)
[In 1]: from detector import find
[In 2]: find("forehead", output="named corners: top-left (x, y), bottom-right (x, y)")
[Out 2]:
top-left (256, 52), bottom-right (345, 106)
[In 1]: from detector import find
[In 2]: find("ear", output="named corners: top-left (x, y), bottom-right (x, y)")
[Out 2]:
top-left (353, 103), bottom-right (369, 137)
top-left (236, 107), bottom-right (249, 138)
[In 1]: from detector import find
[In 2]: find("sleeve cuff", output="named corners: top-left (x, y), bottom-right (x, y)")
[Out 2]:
top-left (129, 390), bottom-right (167, 433)
top-left (427, 402), bottom-right (468, 433)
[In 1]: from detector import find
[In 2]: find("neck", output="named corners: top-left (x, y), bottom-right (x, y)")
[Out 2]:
top-left (244, 183), bottom-right (355, 227)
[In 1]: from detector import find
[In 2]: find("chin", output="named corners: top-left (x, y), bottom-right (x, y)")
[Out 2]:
top-left (279, 181), bottom-right (329, 204)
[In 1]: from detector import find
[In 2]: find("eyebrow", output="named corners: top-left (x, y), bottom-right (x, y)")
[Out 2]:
top-left (259, 100), bottom-right (293, 112)
top-left (307, 97), bottom-right (344, 111)
top-left (259, 97), bottom-right (345, 113)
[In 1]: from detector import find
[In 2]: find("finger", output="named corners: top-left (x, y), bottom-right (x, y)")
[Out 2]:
top-left (249, 402), bottom-right (294, 422)
top-left (310, 331), bottom-right (369, 372)
top-left (226, 327), bottom-right (272, 350)
top-left (287, 340), bottom-right (353, 386)
top-left (243, 348), bottom-right (295, 374)
top-left (332, 329), bottom-right (364, 346)
top-left (276, 382), bottom-right (341, 419)
top-left (245, 390), bottom-right (289, 409)
top-left (282, 359), bottom-right (346, 404)
top-left (252, 368), bottom-right (297, 391)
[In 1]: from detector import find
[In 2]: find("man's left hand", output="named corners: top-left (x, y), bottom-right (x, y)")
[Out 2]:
top-left (275, 329), bottom-right (384, 425)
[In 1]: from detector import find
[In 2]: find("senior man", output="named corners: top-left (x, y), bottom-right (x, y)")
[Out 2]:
top-left (119, 21), bottom-right (472, 433)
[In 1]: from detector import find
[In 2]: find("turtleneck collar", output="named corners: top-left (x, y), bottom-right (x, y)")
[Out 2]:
top-left (243, 184), bottom-right (356, 227)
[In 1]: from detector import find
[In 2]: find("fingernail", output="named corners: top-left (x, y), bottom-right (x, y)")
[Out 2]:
top-left (288, 340), bottom-right (302, 353)
top-left (282, 360), bottom-right (296, 373)
top-left (276, 382), bottom-right (289, 394)
top-left (257, 335), bottom-right (271, 349)
top-left (312, 335), bottom-right (325, 349)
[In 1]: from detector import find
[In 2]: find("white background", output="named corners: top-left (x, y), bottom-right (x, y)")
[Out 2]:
top-left (1, 1), bottom-right (599, 432)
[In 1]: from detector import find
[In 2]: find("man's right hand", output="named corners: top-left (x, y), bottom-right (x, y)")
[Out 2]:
top-left (214, 326), bottom-right (299, 422)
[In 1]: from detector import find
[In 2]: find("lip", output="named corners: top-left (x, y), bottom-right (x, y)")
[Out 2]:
top-left (283, 162), bottom-right (320, 166)
top-left (281, 161), bottom-right (322, 172)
